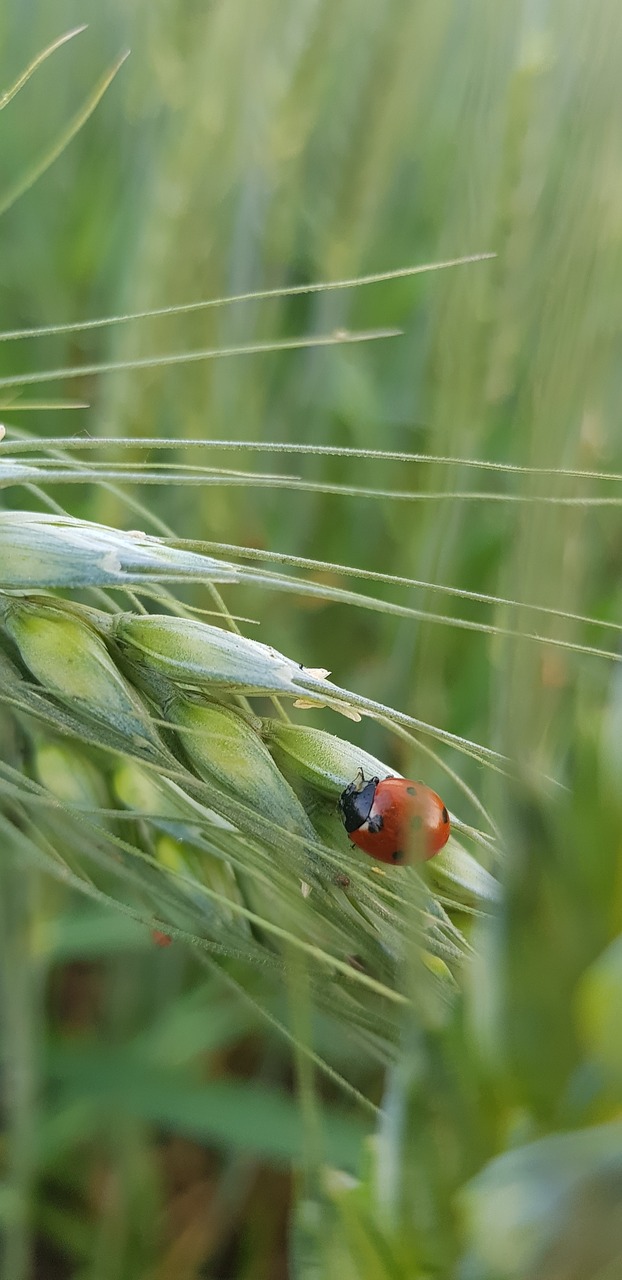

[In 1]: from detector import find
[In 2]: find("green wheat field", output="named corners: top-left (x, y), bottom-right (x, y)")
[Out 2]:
top-left (2, 4), bottom-right (622, 1278)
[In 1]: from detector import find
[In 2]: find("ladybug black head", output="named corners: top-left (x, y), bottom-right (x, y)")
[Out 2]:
top-left (338, 771), bottom-right (379, 834)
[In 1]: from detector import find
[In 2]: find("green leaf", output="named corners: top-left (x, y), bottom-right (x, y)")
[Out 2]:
top-left (577, 933), bottom-right (622, 1081)
top-left (461, 1122), bottom-right (622, 1279)
top-left (47, 1044), bottom-right (368, 1171)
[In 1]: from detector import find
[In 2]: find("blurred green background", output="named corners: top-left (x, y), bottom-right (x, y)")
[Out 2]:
top-left (3, 1), bottom-right (622, 1276)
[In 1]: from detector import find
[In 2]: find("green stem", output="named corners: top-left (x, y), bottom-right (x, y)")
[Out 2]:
top-left (0, 828), bottom-right (42, 1280)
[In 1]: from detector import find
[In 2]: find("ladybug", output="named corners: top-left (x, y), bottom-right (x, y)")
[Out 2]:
top-left (338, 770), bottom-right (450, 865)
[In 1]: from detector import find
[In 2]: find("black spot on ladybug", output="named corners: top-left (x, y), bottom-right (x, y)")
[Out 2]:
top-left (367, 813), bottom-right (384, 834)
top-left (410, 815), bottom-right (423, 832)
top-left (392, 849), bottom-right (405, 863)
top-left (406, 785), bottom-right (417, 796)
top-left (441, 806), bottom-right (449, 824)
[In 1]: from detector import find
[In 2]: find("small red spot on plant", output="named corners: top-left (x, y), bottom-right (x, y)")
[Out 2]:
top-left (152, 929), bottom-right (173, 948)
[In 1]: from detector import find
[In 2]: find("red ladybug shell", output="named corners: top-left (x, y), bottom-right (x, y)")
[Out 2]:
top-left (338, 772), bottom-right (450, 865)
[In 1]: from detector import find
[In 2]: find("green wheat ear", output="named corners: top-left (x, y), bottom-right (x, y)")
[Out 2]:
top-left (0, 507), bottom-right (496, 1044)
